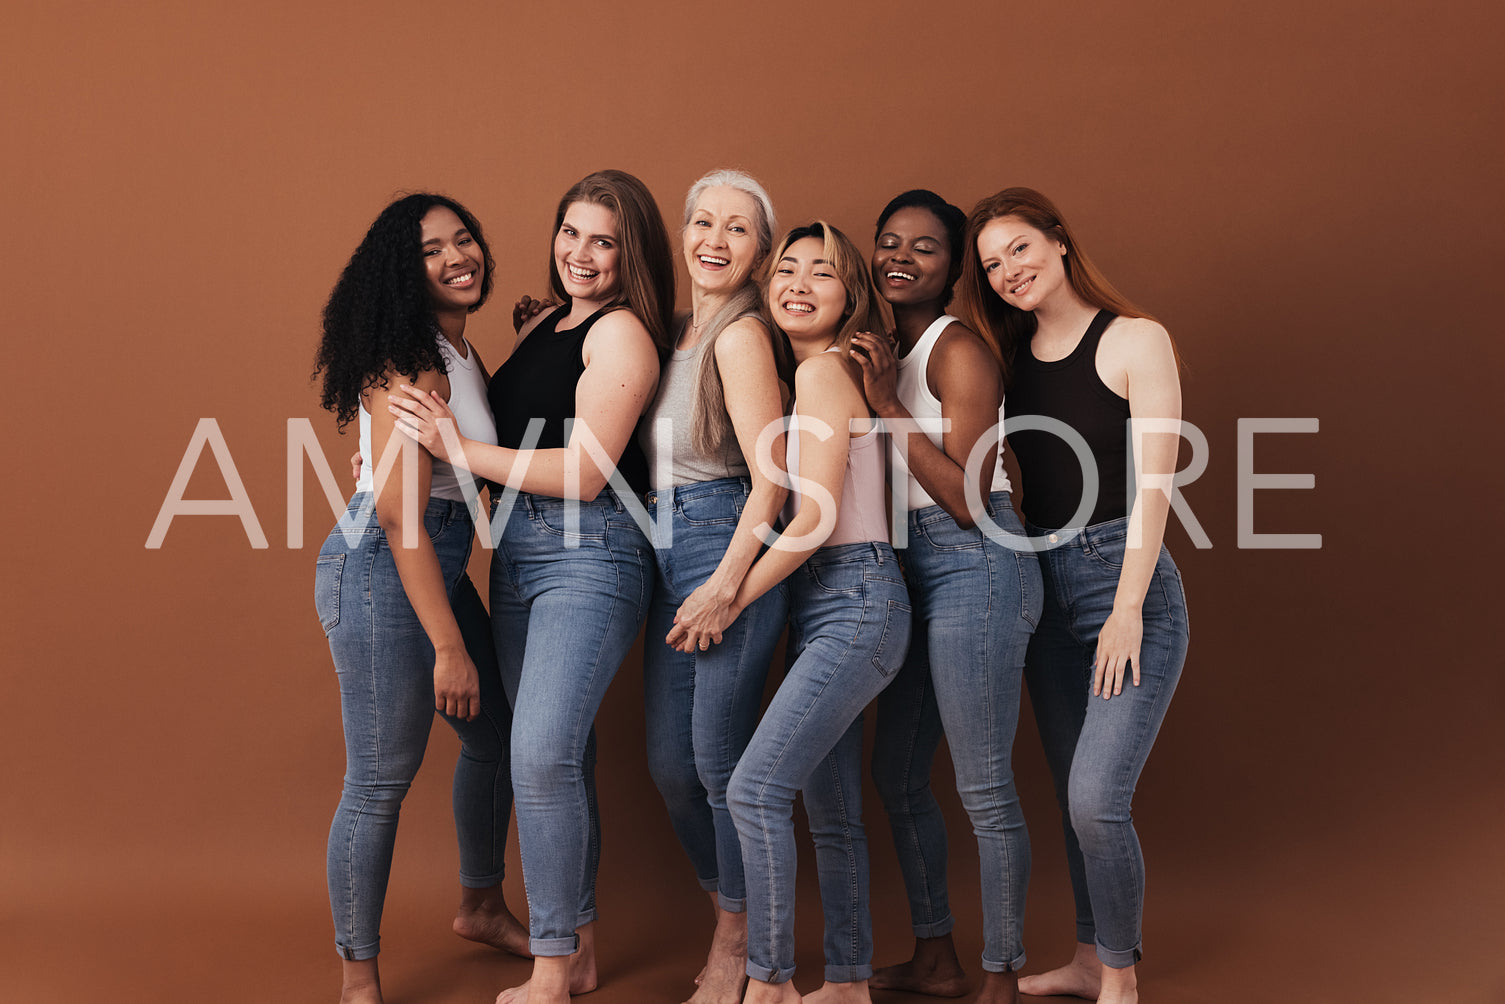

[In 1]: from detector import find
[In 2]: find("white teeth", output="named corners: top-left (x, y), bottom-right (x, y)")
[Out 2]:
top-left (783, 302), bottom-right (814, 313)
top-left (445, 271), bottom-right (474, 285)
top-left (567, 264), bottom-right (598, 280)
top-left (887, 271), bottom-right (916, 281)
top-left (1010, 276), bottom-right (1034, 295)
top-left (699, 256), bottom-right (730, 266)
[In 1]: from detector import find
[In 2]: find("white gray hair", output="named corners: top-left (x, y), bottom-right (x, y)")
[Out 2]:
top-left (682, 168), bottom-right (777, 259)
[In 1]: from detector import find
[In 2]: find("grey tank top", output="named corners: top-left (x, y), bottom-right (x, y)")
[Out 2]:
top-left (638, 315), bottom-right (752, 490)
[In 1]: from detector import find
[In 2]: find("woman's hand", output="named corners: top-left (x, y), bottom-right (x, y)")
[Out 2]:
top-left (513, 293), bottom-right (557, 333)
top-left (433, 645), bottom-right (481, 721)
top-left (849, 331), bottom-right (901, 415)
top-left (387, 385), bottom-right (467, 467)
top-left (665, 581), bottom-right (740, 654)
top-left (350, 451), bottom-right (363, 483)
top-left (1093, 603), bottom-right (1143, 699)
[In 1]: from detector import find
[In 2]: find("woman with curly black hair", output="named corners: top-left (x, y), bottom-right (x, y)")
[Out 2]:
top-left (313, 193), bottom-right (525, 1004)
top-left (388, 170), bottom-right (674, 1004)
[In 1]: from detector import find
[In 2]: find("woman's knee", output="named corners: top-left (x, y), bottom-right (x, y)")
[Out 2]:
top-left (1067, 771), bottom-right (1131, 849)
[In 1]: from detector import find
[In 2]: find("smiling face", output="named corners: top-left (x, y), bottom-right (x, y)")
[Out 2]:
top-left (421, 206), bottom-right (485, 313)
top-left (872, 205), bottom-right (955, 308)
top-left (976, 214), bottom-right (1068, 312)
top-left (683, 185), bottom-right (762, 297)
top-left (553, 200), bottom-right (622, 305)
top-left (768, 235), bottom-right (848, 344)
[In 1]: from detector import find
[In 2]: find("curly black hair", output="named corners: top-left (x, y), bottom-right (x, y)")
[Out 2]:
top-left (314, 193), bottom-right (495, 430)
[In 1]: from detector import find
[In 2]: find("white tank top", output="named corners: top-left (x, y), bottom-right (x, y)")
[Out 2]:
top-left (356, 335), bottom-right (498, 502)
top-left (894, 314), bottom-right (1011, 510)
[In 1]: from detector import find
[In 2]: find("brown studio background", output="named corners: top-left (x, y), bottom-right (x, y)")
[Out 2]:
top-left (3, 2), bottom-right (1502, 1002)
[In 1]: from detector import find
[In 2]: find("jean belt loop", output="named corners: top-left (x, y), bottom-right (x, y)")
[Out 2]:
top-left (871, 540), bottom-right (884, 565)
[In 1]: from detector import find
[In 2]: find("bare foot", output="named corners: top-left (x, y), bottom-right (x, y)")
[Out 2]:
top-left (684, 907), bottom-right (747, 1004)
top-left (869, 934), bottom-right (968, 997)
top-left (744, 977), bottom-right (803, 1004)
top-left (976, 969), bottom-right (1019, 1004)
top-left (495, 927), bottom-right (599, 1004)
top-left (1017, 942), bottom-right (1100, 1000)
top-left (455, 884), bottom-right (532, 958)
top-left (802, 980), bottom-right (870, 1004)
top-left (339, 958), bottom-right (382, 1004)
top-left (1095, 963), bottom-right (1137, 1004)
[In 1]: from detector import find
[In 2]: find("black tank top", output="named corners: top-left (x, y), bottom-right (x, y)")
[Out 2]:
top-left (489, 306), bottom-right (650, 494)
top-left (1004, 310), bottom-right (1131, 530)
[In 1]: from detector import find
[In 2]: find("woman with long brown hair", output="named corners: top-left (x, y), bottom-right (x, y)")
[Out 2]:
top-left (389, 169), bottom-right (675, 1004)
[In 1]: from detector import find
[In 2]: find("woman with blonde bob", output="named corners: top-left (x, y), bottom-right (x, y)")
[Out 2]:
top-left (638, 169), bottom-right (793, 1004)
top-left (389, 169), bottom-right (674, 1004)
top-left (955, 187), bottom-right (1189, 1004)
top-left (704, 221), bottom-right (910, 1004)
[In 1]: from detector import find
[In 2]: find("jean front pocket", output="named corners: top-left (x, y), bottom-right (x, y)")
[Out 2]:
top-left (869, 598), bottom-right (913, 677)
top-left (314, 553), bottom-right (345, 634)
top-left (676, 487), bottom-right (741, 528)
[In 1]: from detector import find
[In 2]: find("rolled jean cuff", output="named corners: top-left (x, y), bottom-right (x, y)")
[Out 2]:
top-left (336, 936), bottom-right (380, 961)
top-left (981, 949), bottom-right (1027, 974)
top-left (912, 914), bottom-right (955, 938)
top-left (576, 908), bottom-right (598, 928)
top-left (824, 964), bottom-right (874, 983)
top-left (530, 934), bottom-right (580, 957)
top-left (697, 874), bottom-right (720, 894)
top-left (716, 891), bottom-right (746, 914)
top-left (459, 868), bottom-right (506, 889)
top-left (1096, 940), bottom-right (1142, 969)
top-left (746, 961), bottom-right (797, 984)
top-left (1076, 920), bottom-right (1096, 945)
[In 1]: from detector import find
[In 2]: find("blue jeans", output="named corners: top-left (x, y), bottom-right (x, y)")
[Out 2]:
top-left (1025, 515), bottom-right (1189, 969)
top-left (642, 478), bottom-right (789, 912)
top-left (489, 490), bottom-right (653, 957)
top-left (315, 493), bottom-right (512, 961)
top-left (872, 493), bottom-right (1041, 972)
top-left (729, 542), bottom-right (911, 984)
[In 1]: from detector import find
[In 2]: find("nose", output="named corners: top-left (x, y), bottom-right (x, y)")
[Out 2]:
top-left (444, 243), bottom-right (466, 265)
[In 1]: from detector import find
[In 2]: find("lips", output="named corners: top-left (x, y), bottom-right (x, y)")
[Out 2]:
top-left (566, 263), bottom-right (599, 282)
top-left (1008, 275), bottom-right (1035, 297)
top-left (781, 300), bottom-right (815, 315)
top-left (444, 270), bottom-right (476, 287)
top-left (698, 255), bottom-right (730, 268)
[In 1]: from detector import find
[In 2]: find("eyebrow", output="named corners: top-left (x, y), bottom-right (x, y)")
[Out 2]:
top-left (779, 256), bottom-right (832, 265)
top-left (880, 230), bottom-right (942, 243)
top-left (422, 228), bottom-right (471, 247)
top-left (562, 218), bottom-right (616, 241)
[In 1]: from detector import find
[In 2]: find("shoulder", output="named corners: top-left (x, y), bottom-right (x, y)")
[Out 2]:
top-left (714, 314), bottom-right (774, 360)
top-left (361, 363), bottom-right (447, 409)
top-left (1101, 315), bottom-right (1170, 355)
top-left (932, 319), bottom-right (1001, 372)
top-left (515, 303), bottom-right (564, 345)
top-left (583, 307), bottom-right (659, 370)
top-left (795, 351), bottom-right (863, 404)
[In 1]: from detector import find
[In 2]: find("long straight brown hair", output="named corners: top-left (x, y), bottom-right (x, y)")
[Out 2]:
top-left (954, 187), bottom-right (1156, 385)
top-left (548, 169), bottom-right (676, 355)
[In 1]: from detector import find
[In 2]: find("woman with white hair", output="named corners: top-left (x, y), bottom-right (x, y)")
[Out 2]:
top-left (641, 168), bottom-right (793, 1004)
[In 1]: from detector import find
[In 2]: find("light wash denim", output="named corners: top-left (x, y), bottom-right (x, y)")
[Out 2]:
top-left (315, 492), bottom-right (512, 961)
top-left (1025, 515), bottom-right (1188, 969)
top-left (489, 490), bottom-right (653, 957)
top-left (642, 478), bottom-right (789, 912)
top-left (729, 542), bottom-right (911, 984)
top-left (872, 492), bottom-right (1041, 972)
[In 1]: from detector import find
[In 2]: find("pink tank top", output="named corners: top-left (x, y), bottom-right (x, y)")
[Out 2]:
top-left (784, 408), bottom-right (889, 547)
